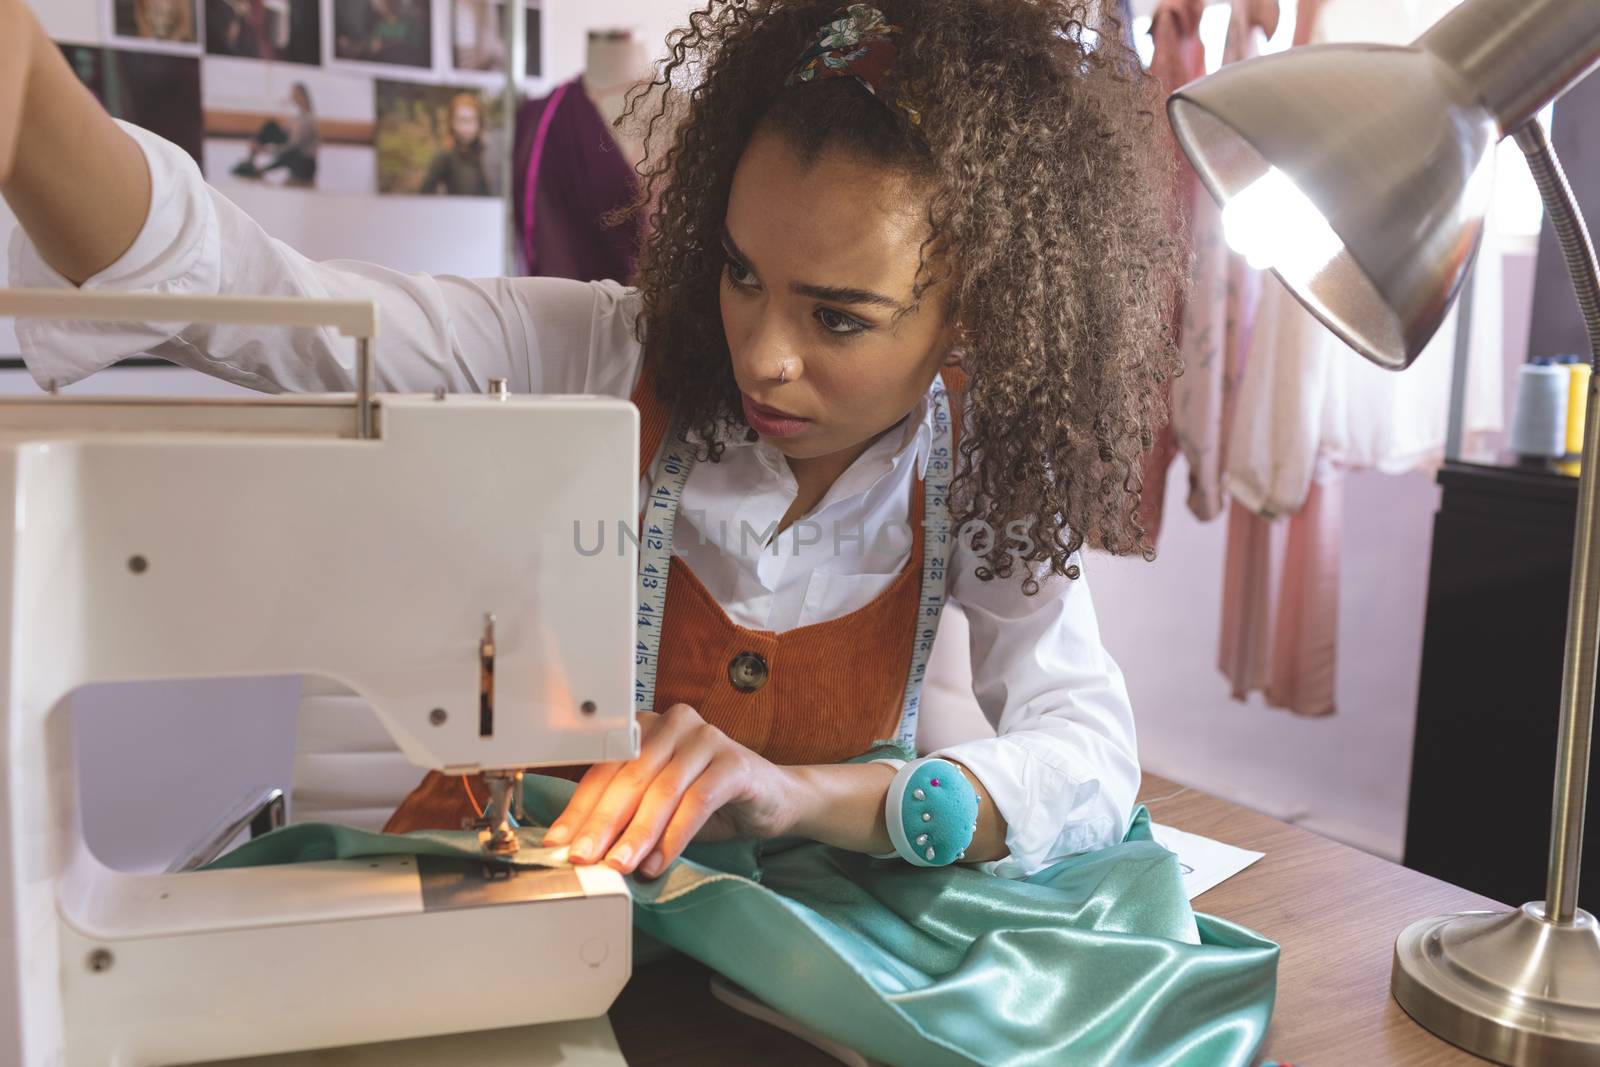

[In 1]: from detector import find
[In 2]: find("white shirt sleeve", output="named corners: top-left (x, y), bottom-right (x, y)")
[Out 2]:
top-left (931, 547), bottom-right (1141, 879)
top-left (6, 120), bottom-right (644, 400)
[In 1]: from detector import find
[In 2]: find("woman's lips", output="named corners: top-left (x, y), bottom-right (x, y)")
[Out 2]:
top-left (741, 393), bottom-right (811, 439)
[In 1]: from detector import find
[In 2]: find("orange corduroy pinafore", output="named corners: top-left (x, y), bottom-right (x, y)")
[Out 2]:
top-left (384, 358), bottom-right (964, 834)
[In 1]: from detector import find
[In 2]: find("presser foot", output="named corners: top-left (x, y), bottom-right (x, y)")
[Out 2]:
top-left (475, 770), bottom-right (526, 855)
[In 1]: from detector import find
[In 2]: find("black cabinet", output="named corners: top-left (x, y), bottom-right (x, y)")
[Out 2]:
top-left (1404, 460), bottom-right (1600, 908)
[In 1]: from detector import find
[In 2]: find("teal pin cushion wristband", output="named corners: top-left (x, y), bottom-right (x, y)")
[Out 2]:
top-left (871, 757), bottom-right (980, 866)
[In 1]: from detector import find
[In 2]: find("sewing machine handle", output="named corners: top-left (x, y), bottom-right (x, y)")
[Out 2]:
top-left (0, 287), bottom-right (381, 438)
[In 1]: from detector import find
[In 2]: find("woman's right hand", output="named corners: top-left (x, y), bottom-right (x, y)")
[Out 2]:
top-left (0, 0), bottom-right (35, 186)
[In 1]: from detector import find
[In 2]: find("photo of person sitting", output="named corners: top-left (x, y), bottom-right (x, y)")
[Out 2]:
top-left (230, 82), bottom-right (319, 185)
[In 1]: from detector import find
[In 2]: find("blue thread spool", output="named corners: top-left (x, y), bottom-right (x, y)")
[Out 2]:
top-left (1510, 358), bottom-right (1569, 460)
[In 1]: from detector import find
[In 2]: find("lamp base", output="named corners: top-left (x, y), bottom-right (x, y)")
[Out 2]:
top-left (1392, 903), bottom-right (1600, 1064)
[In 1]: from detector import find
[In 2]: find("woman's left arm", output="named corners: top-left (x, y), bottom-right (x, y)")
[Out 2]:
top-left (931, 549), bottom-right (1142, 877)
top-left (780, 547), bottom-right (1141, 875)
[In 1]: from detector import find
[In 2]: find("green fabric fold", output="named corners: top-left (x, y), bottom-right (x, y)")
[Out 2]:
top-left (208, 771), bottom-right (1277, 1067)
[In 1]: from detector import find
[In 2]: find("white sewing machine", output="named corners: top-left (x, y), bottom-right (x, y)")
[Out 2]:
top-left (0, 289), bottom-right (641, 1065)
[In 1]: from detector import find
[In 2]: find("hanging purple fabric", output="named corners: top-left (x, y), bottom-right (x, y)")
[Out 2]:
top-left (513, 78), bottom-right (643, 283)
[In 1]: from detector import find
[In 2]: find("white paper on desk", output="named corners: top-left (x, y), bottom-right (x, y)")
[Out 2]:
top-left (1149, 822), bottom-right (1264, 900)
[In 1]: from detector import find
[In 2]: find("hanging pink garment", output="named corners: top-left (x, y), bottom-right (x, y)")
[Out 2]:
top-left (1212, 244), bottom-right (1317, 714)
top-left (1170, 0), bottom-right (1273, 525)
top-left (1293, 0), bottom-right (1324, 45)
top-left (1137, 0), bottom-right (1206, 545)
top-left (1266, 470), bottom-right (1342, 716)
top-left (1217, 498), bottom-right (1274, 698)
top-left (1216, 0), bottom-right (1340, 717)
top-left (1216, 0), bottom-right (1492, 718)
top-left (1216, 274), bottom-right (1325, 710)
top-left (1218, 479), bottom-right (1342, 717)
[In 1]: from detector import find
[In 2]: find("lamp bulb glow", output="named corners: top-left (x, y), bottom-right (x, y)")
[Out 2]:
top-left (1221, 167), bottom-right (1346, 287)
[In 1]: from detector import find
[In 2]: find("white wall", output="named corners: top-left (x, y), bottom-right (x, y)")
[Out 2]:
top-left (1094, 468), bottom-right (1439, 859)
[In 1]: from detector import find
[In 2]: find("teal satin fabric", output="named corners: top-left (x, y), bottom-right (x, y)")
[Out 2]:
top-left (211, 773), bottom-right (1278, 1066)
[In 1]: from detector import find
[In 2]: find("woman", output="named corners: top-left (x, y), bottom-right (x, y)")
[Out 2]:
top-left (418, 91), bottom-right (490, 196)
top-left (0, 0), bottom-right (1178, 881)
top-left (231, 81), bottom-right (319, 184)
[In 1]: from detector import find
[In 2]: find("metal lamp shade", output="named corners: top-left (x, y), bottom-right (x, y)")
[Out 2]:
top-left (1168, 44), bottom-right (1497, 370)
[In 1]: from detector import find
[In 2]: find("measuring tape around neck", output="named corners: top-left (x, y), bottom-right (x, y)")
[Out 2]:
top-left (893, 381), bottom-right (954, 750)
top-left (633, 384), bottom-right (955, 745)
top-left (634, 424), bottom-right (698, 716)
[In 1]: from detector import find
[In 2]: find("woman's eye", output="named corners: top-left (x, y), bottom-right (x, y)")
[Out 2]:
top-left (816, 307), bottom-right (867, 336)
top-left (724, 257), bottom-right (758, 289)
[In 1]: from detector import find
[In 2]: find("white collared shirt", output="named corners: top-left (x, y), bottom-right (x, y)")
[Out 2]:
top-left (8, 121), bottom-right (1139, 877)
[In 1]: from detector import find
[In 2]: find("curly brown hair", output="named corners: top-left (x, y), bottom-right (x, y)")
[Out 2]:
top-left (625, 0), bottom-right (1183, 592)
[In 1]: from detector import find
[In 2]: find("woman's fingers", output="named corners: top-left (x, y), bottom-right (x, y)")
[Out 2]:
top-left (543, 710), bottom-right (667, 847)
top-left (541, 760), bottom-right (624, 848)
top-left (641, 754), bottom-right (746, 878)
top-left (559, 705), bottom-right (703, 863)
top-left (542, 704), bottom-right (763, 879)
top-left (600, 737), bottom-right (720, 874)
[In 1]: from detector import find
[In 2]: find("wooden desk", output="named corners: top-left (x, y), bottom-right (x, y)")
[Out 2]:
top-left (610, 773), bottom-right (1504, 1065)
top-left (1140, 775), bottom-right (1499, 1065)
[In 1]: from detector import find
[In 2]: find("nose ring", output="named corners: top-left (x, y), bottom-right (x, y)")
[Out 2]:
top-left (778, 364), bottom-right (787, 384)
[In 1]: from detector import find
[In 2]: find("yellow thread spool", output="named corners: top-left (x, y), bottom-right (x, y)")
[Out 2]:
top-left (1565, 360), bottom-right (1592, 475)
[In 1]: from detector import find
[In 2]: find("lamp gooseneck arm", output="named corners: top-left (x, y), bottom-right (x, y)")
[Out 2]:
top-left (1516, 119), bottom-right (1600, 925)
top-left (1515, 123), bottom-right (1600, 372)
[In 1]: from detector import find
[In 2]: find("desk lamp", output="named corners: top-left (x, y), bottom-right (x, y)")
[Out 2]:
top-left (1167, 0), bottom-right (1600, 1061)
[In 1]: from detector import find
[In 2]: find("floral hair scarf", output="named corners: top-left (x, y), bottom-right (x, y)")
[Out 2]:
top-left (785, 3), bottom-right (924, 126)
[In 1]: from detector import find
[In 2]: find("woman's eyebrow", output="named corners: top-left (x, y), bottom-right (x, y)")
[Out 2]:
top-left (721, 226), bottom-right (904, 311)
top-left (790, 281), bottom-right (903, 311)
